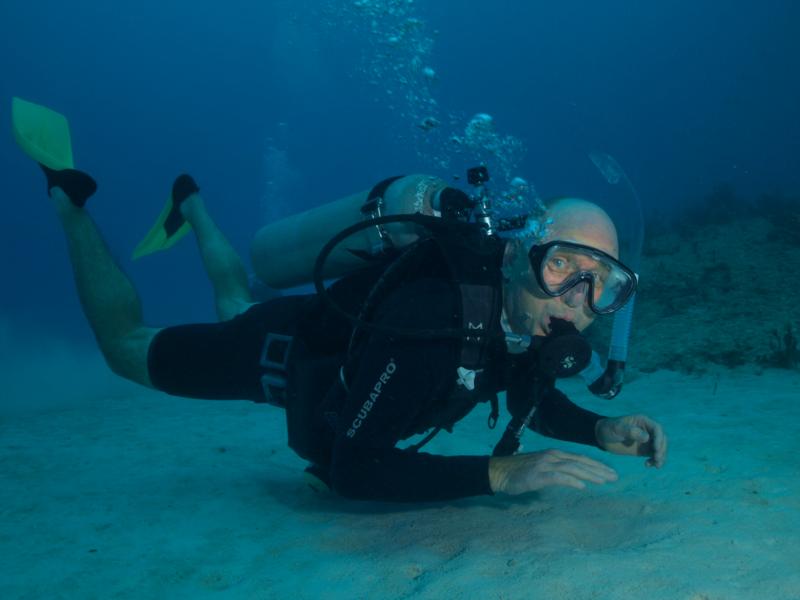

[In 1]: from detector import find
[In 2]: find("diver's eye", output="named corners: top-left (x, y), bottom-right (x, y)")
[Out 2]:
top-left (547, 256), bottom-right (569, 272)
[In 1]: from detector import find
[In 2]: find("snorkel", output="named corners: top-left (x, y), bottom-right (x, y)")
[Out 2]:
top-left (579, 152), bottom-right (644, 398)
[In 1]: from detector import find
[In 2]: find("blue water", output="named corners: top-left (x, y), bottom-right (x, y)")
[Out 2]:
top-left (1, 0), bottom-right (798, 341)
top-left (2, 5), bottom-right (800, 598)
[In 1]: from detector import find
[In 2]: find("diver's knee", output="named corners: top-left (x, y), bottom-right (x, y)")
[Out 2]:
top-left (101, 327), bottom-right (159, 387)
top-left (216, 298), bottom-right (256, 322)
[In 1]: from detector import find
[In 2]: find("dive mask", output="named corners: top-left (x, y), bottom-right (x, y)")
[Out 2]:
top-left (528, 240), bottom-right (637, 315)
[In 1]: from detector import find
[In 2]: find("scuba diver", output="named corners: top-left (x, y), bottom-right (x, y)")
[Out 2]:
top-left (12, 97), bottom-right (667, 503)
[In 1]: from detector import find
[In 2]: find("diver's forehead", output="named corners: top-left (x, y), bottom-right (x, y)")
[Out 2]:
top-left (545, 204), bottom-right (618, 254)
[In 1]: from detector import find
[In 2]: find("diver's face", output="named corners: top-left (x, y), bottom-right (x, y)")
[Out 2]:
top-left (506, 257), bottom-right (597, 336)
top-left (504, 222), bottom-right (619, 337)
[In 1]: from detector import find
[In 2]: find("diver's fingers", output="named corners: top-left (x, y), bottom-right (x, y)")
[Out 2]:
top-left (635, 416), bottom-right (667, 467)
top-left (545, 449), bottom-right (618, 478)
top-left (650, 428), bottom-right (668, 468)
top-left (539, 471), bottom-right (588, 491)
top-left (491, 450), bottom-right (618, 495)
top-left (631, 426), bottom-right (650, 443)
top-left (550, 459), bottom-right (619, 485)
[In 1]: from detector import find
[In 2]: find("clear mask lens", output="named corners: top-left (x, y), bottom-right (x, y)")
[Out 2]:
top-left (533, 242), bottom-right (636, 314)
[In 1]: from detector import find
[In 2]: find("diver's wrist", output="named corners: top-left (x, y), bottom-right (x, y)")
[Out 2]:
top-left (488, 456), bottom-right (505, 494)
top-left (595, 419), bottom-right (607, 448)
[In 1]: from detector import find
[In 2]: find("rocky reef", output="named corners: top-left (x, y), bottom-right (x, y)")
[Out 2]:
top-left (587, 187), bottom-right (800, 374)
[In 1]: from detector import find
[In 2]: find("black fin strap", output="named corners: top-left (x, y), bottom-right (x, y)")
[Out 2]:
top-left (164, 174), bottom-right (200, 237)
top-left (39, 165), bottom-right (97, 207)
top-left (172, 173), bottom-right (200, 205)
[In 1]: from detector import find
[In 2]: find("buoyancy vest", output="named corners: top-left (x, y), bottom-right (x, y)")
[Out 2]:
top-left (284, 225), bottom-right (507, 466)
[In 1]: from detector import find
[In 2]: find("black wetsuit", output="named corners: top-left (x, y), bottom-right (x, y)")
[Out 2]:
top-left (147, 250), bottom-right (606, 503)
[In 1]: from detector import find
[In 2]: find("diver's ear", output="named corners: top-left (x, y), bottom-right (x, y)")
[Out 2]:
top-left (502, 239), bottom-right (522, 266)
top-left (502, 239), bottom-right (526, 282)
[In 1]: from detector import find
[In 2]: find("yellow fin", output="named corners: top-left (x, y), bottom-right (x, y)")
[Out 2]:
top-left (132, 197), bottom-right (191, 259)
top-left (11, 97), bottom-right (75, 170)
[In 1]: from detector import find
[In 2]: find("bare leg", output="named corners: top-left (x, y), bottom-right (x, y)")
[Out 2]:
top-left (180, 193), bottom-right (255, 321)
top-left (51, 187), bottom-right (159, 387)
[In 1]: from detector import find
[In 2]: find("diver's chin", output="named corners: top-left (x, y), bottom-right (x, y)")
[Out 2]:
top-left (537, 319), bottom-right (551, 336)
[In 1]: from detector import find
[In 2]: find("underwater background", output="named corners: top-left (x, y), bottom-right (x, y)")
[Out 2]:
top-left (2, 0), bottom-right (799, 340)
top-left (1, 1), bottom-right (799, 599)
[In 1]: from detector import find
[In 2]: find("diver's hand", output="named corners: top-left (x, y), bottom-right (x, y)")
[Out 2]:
top-left (595, 414), bottom-right (667, 468)
top-left (488, 450), bottom-right (618, 495)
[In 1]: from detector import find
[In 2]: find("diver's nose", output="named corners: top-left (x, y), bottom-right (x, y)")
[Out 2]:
top-left (563, 280), bottom-right (590, 308)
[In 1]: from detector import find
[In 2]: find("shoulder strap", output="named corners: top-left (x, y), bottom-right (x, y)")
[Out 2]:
top-left (458, 283), bottom-right (499, 369)
top-left (433, 231), bottom-right (505, 370)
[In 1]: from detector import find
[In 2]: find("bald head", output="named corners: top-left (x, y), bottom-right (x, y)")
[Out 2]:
top-left (544, 198), bottom-right (619, 258)
top-left (502, 198), bottom-right (621, 336)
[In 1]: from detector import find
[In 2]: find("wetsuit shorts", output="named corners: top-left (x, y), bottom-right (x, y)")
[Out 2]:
top-left (146, 296), bottom-right (309, 403)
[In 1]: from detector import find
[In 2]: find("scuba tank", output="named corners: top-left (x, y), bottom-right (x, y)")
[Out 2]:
top-left (251, 174), bottom-right (449, 289)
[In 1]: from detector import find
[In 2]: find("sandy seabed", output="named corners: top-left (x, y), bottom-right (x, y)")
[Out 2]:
top-left (1, 344), bottom-right (799, 600)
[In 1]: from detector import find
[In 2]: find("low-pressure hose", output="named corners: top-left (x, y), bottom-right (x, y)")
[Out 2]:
top-left (312, 214), bottom-right (501, 341)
